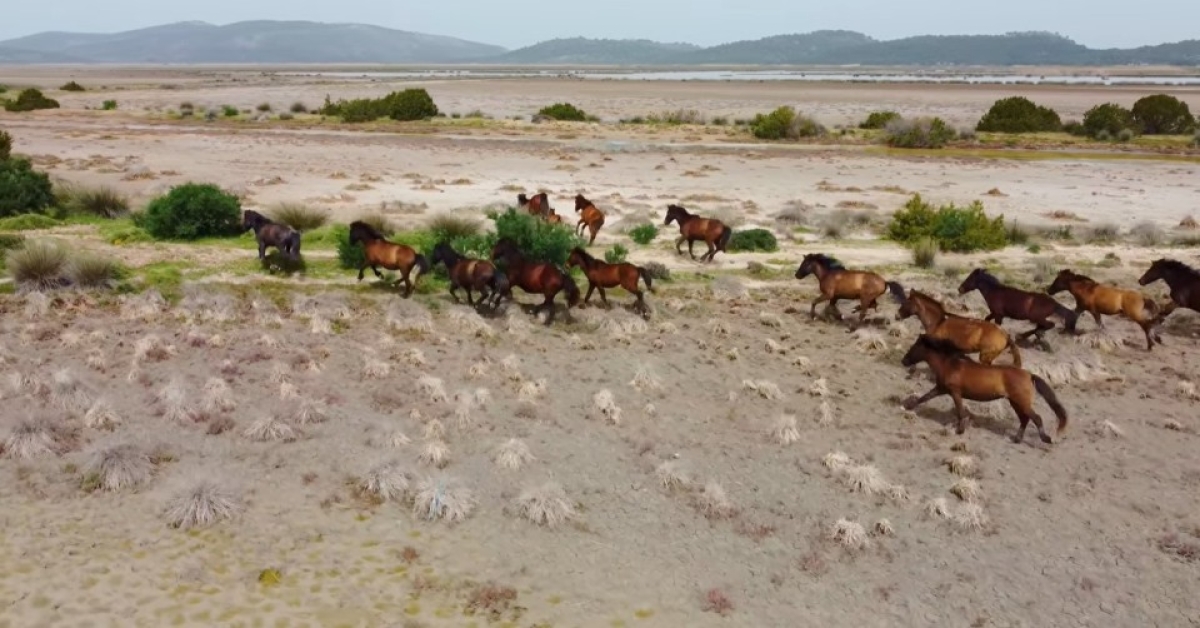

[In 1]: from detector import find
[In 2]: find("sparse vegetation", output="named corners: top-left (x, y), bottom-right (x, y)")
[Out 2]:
top-left (56, 182), bottom-right (129, 218)
top-left (859, 110), bottom-right (901, 129)
top-left (101, 99), bottom-right (118, 110)
top-left (536, 102), bottom-right (590, 122)
top-left (427, 213), bottom-right (482, 243)
top-left (5, 238), bottom-right (69, 290)
top-left (0, 129), bottom-right (10, 160)
top-left (911, 236), bottom-right (939, 267)
top-left (320, 89), bottom-right (439, 123)
top-left (884, 116), bottom-right (956, 148)
top-left (975, 96), bottom-right (1062, 133)
top-left (604, 244), bottom-right (629, 264)
top-left (141, 183), bottom-right (242, 240)
top-left (887, 194), bottom-right (1008, 253)
top-left (68, 252), bottom-right (123, 289)
top-left (256, 102), bottom-right (272, 113)
top-left (269, 203), bottom-right (328, 231)
top-left (750, 106), bottom-right (826, 140)
top-left (4, 88), bottom-right (61, 112)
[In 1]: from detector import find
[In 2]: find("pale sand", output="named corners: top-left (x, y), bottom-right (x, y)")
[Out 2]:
top-left (2, 70), bottom-right (1200, 628)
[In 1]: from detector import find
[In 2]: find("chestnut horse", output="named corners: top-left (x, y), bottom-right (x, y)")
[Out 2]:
top-left (565, 247), bottom-right (654, 314)
top-left (901, 335), bottom-right (1068, 445)
top-left (430, 242), bottom-right (509, 309)
top-left (794, 253), bottom-right (906, 327)
top-left (1138, 258), bottom-right (1200, 319)
top-left (491, 238), bottom-right (580, 325)
top-left (348, 221), bottom-right (429, 297)
top-left (1048, 269), bottom-right (1163, 350)
top-left (517, 193), bottom-right (551, 219)
top-left (896, 289), bottom-right (1021, 366)
top-left (664, 204), bottom-right (732, 263)
top-left (958, 268), bottom-right (1078, 343)
top-left (243, 210), bottom-right (302, 261)
top-left (573, 194), bottom-right (606, 245)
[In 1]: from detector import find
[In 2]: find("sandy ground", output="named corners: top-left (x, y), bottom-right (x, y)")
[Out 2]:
top-left (3, 69), bottom-right (1200, 627)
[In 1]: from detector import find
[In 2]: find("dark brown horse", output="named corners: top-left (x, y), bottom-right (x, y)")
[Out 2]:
top-left (574, 194), bottom-right (606, 246)
top-left (901, 335), bottom-right (1068, 445)
top-left (958, 268), bottom-right (1078, 343)
top-left (518, 193), bottom-right (551, 219)
top-left (1139, 258), bottom-right (1200, 320)
top-left (431, 242), bottom-right (509, 309)
top-left (491, 238), bottom-right (580, 325)
top-left (348, 221), bottom-right (429, 297)
top-left (1048, 269), bottom-right (1163, 350)
top-left (565, 247), bottom-right (653, 314)
top-left (664, 204), bottom-right (732, 263)
top-left (896, 289), bottom-right (1021, 366)
top-left (795, 253), bottom-right (906, 327)
top-left (243, 210), bottom-right (302, 261)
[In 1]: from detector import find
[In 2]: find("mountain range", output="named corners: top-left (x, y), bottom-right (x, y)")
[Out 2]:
top-left (1, 21), bottom-right (1199, 66)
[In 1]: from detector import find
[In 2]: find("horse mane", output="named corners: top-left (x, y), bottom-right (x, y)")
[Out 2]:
top-left (517, 193), bottom-right (529, 205)
top-left (1059, 268), bottom-right (1094, 284)
top-left (969, 268), bottom-right (1001, 286)
top-left (348, 220), bottom-right (386, 242)
top-left (571, 246), bottom-right (596, 264)
top-left (1153, 258), bottom-right (1200, 279)
top-left (667, 204), bottom-right (691, 216)
top-left (808, 253), bottom-right (845, 270)
top-left (918, 334), bottom-right (970, 357)
top-left (908, 289), bottom-right (943, 310)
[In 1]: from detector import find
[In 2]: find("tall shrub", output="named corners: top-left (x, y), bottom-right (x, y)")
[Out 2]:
top-left (1131, 94), bottom-right (1196, 135)
top-left (1083, 103), bottom-right (1135, 139)
top-left (975, 96), bottom-right (1062, 133)
top-left (886, 194), bottom-right (1008, 252)
top-left (141, 183), bottom-right (242, 240)
top-left (0, 158), bottom-right (55, 217)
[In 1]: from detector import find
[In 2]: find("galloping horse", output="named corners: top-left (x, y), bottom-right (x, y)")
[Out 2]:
top-left (958, 268), bottom-right (1078, 344)
top-left (491, 238), bottom-right (580, 325)
top-left (242, 210), bottom-right (302, 261)
top-left (896, 289), bottom-right (1021, 366)
top-left (573, 194), bottom-right (606, 245)
top-left (1138, 258), bottom-right (1200, 320)
top-left (430, 242), bottom-right (509, 309)
top-left (794, 253), bottom-right (905, 327)
top-left (663, 204), bottom-right (732, 263)
top-left (348, 221), bottom-right (429, 297)
top-left (1048, 269), bottom-right (1163, 350)
top-left (565, 247), bottom-right (653, 314)
top-left (901, 335), bottom-right (1068, 445)
top-left (518, 193), bottom-right (552, 219)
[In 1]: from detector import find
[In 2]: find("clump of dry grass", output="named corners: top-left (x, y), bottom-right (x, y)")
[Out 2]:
top-left (495, 438), bottom-right (533, 470)
top-left (1073, 329), bottom-right (1123, 353)
top-left (945, 455), bottom-right (978, 477)
top-left (829, 519), bottom-right (870, 551)
top-left (851, 329), bottom-right (887, 353)
top-left (419, 440), bottom-right (450, 468)
top-left (119, 291), bottom-right (167, 320)
top-left (924, 497), bottom-right (951, 519)
top-left (772, 414), bottom-right (800, 445)
top-left (83, 443), bottom-right (153, 492)
top-left (164, 481), bottom-right (242, 529)
top-left (952, 503), bottom-right (988, 531)
top-left (695, 481), bottom-right (735, 519)
top-left (201, 378), bottom-right (236, 414)
top-left (1176, 380), bottom-right (1199, 400)
top-left (295, 397), bottom-right (330, 425)
top-left (83, 399), bottom-right (122, 430)
top-left (842, 464), bottom-right (889, 495)
top-left (815, 400), bottom-right (835, 427)
top-left (362, 358), bottom-right (391, 379)
top-left (629, 364), bottom-right (663, 393)
top-left (412, 475), bottom-right (475, 523)
top-left (808, 377), bottom-right (829, 397)
top-left (656, 461), bottom-right (690, 492)
top-left (758, 311), bottom-right (783, 328)
top-left (133, 334), bottom-right (174, 363)
top-left (517, 378), bottom-right (547, 403)
top-left (593, 389), bottom-right (623, 425)
top-left (873, 519), bottom-right (895, 536)
top-left (387, 302), bottom-right (435, 335)
top-left (157, 379), bottom-right (195, 424)
top-left (515, 482), bottom-right (578, 528)
top-left (1088, 420), bottom-right (1124, 438)
top-left (822, 451), bottom-right (852, 472)
top-left (741, 379), bottom-right (783, 401)
top-left (950, 478), bottom-right (982, 502)
top-left (417, 375), bottom-right (448, 403)
top-left (3, 415), bottom-right (69, 458)
top-left (50, 368), bottom-right (93, 413)
top-left (359, 461), bottom-right (411, 502)
top-left (423, 419), bottom-right (447, 441)
top-left (793, 355), bottom-right (813, 373)
top-left (449, 308), bottom-right (496, 338)
top-left (242, 415), bottom-right (299, 442)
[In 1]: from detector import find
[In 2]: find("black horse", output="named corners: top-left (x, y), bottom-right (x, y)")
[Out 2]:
top-left (242, 210), bottom-right (302, 261)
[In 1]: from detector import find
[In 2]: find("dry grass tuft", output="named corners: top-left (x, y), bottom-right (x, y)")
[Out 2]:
top-left (83, 443), bottom-right (153, 492)
top-left (50, 368), bottom-right (93, 413)
top-left (1073, 329), bottom-right (1123, 353)
top-left (695, 481), bottom-right (735, 519)
top-left (494, 438), bottom-right (534, 470)
top-left (772, 414), bottom-right (800, 445)
top-left (851, 329), bottom-right (887, 353)
top-left (593, 389), bottom-right (623, 425)
top-left (201, 378), bottom-right (236, 413)
top-left (656, 461), bottom-right (690, 492)
top-left (950, 478), bottom-right (982, 502)
top-left (3, 415), bottom-right (69, 458)
top-left (157, 379), bottom-right (195, 424)
top-left (946, 455), bottom-right (978, 477)
top-left (164, 481), bottom-right (242, 529)
top-left (423, 419), bottom-right (447, 441)
top-left (362, 358), bottom-right (391, 379)
top-left (419, 439), bottom-right (451, 468)
top-left (295, 397), bottom-right (331, 425)
top-left (358, 461), bottom-right (411, 502)
top-left (873, 519), bottom-right (895, 536)
top-left (809, 377), bottom-right (829, 397)
top-left (758, 311), bottom-right (783, 328)
top-left (133, 334), bottom-right (174, 363)
top-left (1176, 380), bottom-right (1199, 400)
top-left (387, 302), bottom-right (435, 335)
top-left (83, 399), bottom-right (122, 430)
top-left (742, 379), bottom-right (784, 401)
top-left (822, 451), bottom-right (852, 472)
top-left (517, 378), bottom-right (547, 404)
top-left (515, 482), bottom-right (578, 528)
top-left (85, 348), bottom-right (107, 372)
top-left (816, 400), bottom-right (835, 427)
top-left (924, 497), bottom-right (951, 519)
top-left (629, 364), bottom-right (663, 393)
top-left (952, 503), bottom-right (988, 531)
top-left (242, 415), bottom-right (299, 442)
top-left (829, 519), bottom-right (871, 551)
top-left (417, 375), bottom-right (448, 403)
top-left (843, 465), bottom-right (889, 495)
top-left (449, 308), bottom-right (496, 338)
top-left (412, 475), bottom-right (475, 523)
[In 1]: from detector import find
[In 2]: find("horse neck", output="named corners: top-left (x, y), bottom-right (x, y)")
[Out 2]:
top-left (811, 263), bottom-right (832, 282)
top-left (1161, 268), bottom-right (1195, 290)
top-left (912, 298), bottom-right (945, 331)
top-left (920, 350), bottom-right (955, 379)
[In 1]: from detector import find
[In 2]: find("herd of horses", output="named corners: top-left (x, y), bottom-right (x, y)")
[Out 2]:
top-left (241, 202), bottom-right (1200, 446)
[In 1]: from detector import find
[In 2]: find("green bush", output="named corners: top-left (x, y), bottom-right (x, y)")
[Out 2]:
top-left (6, 239), bottom-right (69, 290)
top-left (320, 89), bottom-right (439, 123)
top-left (56, 182), bottom-right (129, 218)
top-left (884, 117), bottom-right (955, 148)
top-left (0, 129), bottom-right (11, 160)
top-left (334, 224), bottom-right (365, 270)
top-left (604, 244), bottom-right (629, 264)
top-left (141, 183), bottom-right (242, 240)
top-left (0, 158), bottom-right (55, 217)
top-left (1131, 94), bottom-right (1196, 135)
top-left (750, 107), bottom-right (826, 140)
top-left (101, 99), bottom-right (117, 111)
top-left (60, 81), bottom-right (86, 92)
top-left (629, 223), bottom-right (659, 245)
top-left (256, 102), bottom-right (272, 112)
top-left (1083, 103), bottom-right (1135, 139)
top-left (4, 88), bottom-right (60, 113)
top-left (975, 96), bottom-right (1062, 133)
top-left (727, 228), bottom-right (779, 253)
top-left (1062, 120), bottom-right (1086, 136)
top-left (290, 102), bottom-right (308, 114)
top-left (886, 194), bottom-right (1008, 253)
top-left (859, 111), bottom-right (901, 130)
top-left (0, 214), bottom-right (62, 230)
top-left (490, 208), bottom-right (584, 264)
top-left (269, 203), bottom-right (328, 230)
top-left (537, 103), bottom-right (589, 122)
top-left (222, 105), bottom-right (239, 117)
top-left (911, 236), bottom-right (939, 268)
top-left (103, 224), bottom-right (152, 245)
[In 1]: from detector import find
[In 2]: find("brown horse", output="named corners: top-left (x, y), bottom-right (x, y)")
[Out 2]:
top-left (958, 268), bottom-right (1078, 344)
top-left (1139, 258), bottom-right (1200, 319)
top-left (545, 210), bottom-right (564, 225)
top-left (901, 335), bottom-right (1068, 445)
top-left (565, 247), bottom-right (654, 314)
top-left (517, 193), bottom-right (551, 219)
top-left (348, 221), bottom-right (429, 297)
top-left (430, 242), bottom-right (509, 309)
top-left (794, 253), bottom-right (906, 327)
top-left (242, 210), bottom-right (302, 261)
top-left (664, 204), bottom-right (732, 263)
top-left (896, 289), bottom-right (1021, 366)
top-left (1048, 269), bottom-right (1163, 350)
top-left (573, 194), bottom-right (606, 245)
top-left (491, 238), bottom-right (580, 325)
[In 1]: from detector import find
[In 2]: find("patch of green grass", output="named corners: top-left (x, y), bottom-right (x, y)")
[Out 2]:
top-left (130, 261), bottom-right (188, 301)
top-left (98, 220), bottom-right (153, 245)
top-left (0, 214), bottom-right (62, 231)
top-left (301, 226), bottom-right (342, 250)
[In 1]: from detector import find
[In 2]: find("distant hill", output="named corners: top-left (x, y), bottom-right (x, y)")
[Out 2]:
top-left (493, 38), bottom-right (700, 65)
top-left (0, 46), bottom-right (82, 63)
top-left (0, 20), bottom-right (506, 64)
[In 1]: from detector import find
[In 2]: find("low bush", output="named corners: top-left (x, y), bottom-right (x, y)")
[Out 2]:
top-left (0, 129), bottom-right (11, 160)
top-left (911, 236), bottom-right (939, 268)
top-left (290, 102), bottom-right (308, 114)
top-left (320, 89), bottom-right (439, 123)
top-left (6, 239), bottom-right (69, 290)
top-left (884, 117), bottom-right (955, 149)
top-left (0, 158), bottom-right (55, 217)
top-left (727, 229), bottom-right (779, 253)
top-left (1083, 103), bottom-right (1135, 139)
top-left (604, 244), bottom-right (629, 264)
top-left (490, 208), bottom-right (583, 264)
top-left (60, 81), bottom-right (86, 92)
top-left (269, 203), bottom-right (328, 231)
top-left (56, 182), bottom-right (129, 218)
top-left (101, 100), bottom-right (118, 111)
top-left (886, 194), bottom-right (1008, 253)
top-left (1131, 94), bottom-right (1195, 135)
top-left (537, 103), bottom-right (589, 122)
top-left (333, 224), bottom-right (365, 270)
top-left (141, 183), bottom-right (242, 240)
top-left (629, 223), bottom-right (659, 245)
top-left (859, 111), bottom-right (900, 130)
top-left (256, 102), bottom-right (272, 112)
top-left (68, 252), bottom-right (123, 288)
top-left (1130, 221), bottom-right (1165, 246)
top-left (1062, 120), bottom-right (1086, 136)
top-left (0, 214), bottom-right (62, 231)
top-left (4, 89), bottom-right (61, 112)
top-left (222, 105), bottom-right (238, 117)
top-left (646, 109), bottom-right (706, 125)
top-left (750, 107), bottom-right (826, 140)
top-left (975, 96), bottom-right (1061, 133)
top-left (427, 214), bottom-right (482, 243)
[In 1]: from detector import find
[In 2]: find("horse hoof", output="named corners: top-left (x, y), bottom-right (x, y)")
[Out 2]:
top-left (1011, 435), bottom-right (1023, 444)
top-left (1040, 434), bottom-right (1054, 445)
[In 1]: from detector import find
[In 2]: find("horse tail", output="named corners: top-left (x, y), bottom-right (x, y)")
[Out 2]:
top-left (1032, 375), bottom-right (1068, 436)
top-left (414, 254), bottom-right (430, 277)
top-left (638, 266), bottom-right (655, 293)
top-left (1054, 304), bottom-right (1079, 332)
top-left (562, 270), bottom-right (581, 307)
top-left (885, 281), bottom-right (906, 304)
top-left (717, 225), bottom-right (733, 252)
top-left (1006, 334), bottom-right (1022, 368)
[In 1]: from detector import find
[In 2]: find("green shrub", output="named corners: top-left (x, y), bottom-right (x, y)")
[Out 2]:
top-left (334, 224), bottom-right (365, 270)
top-left (750, 107), bottom-right (826, 140)
top-left (727, 228), bottom-right (779, 253)
top-left (178, 102), bottom-right (195, 117)
top-left (222, 105), bottom-right (239, 117)
top-left (1062, 120), bottom-right (1086, 136)
top-left (6, 239), bottom-right (68, 290)
top-left (256, 102), bottom-right (272, 112)
top-left (0, 158), bottom-right (55, 217)
top-left (1131, 94), bottom-right (1196, 135)
top-left (0, 129), bottom-right (10, 160)
top-left (629, 223), bottom-right (659, 245)
top-left (4, 88), bottom-right (60, 113)
top-left (1083, 103), bottom-right (1135, 139)
top-left (68, 252), bottom-right (122, 288)
top-left (604, 244), bottom-right (629, 264)
top-left (0, 213), bottom-right (61, 230)
top-left (1006, 221), bottom-right (1031, 245)
top-left (490, 208), bottom-right (583, 264)
top-left (911, 237), bottom-right (939, 268)
top-left (884, 117), bottom-right (955, 148)
top-left (56, 182), bottom-right (129, 218)
top-left (427, 214), bottom-right (482, 244)
top-left (1117, 128), bottom-right (1135, 143)
top-left (859, 111), bottom-right (900, 129)
top-left (60, 81), bottom-right (86, 92)
top-left (886, 194), bottom-right (1008, 253)
top-left (101, 99), bottom-right (117, 111)
top-left (537, 103), bottom-right (589, 122)
top-left (269, 203), bottom-right (327, 230)
top-left (141, 183), bottom-right (241, 240)
top-left (290, 102), bottom-right (308, 114)
top-left (103, 224), bottom-right (152, 245)
top-left (975, 96), bottom-right (1062, 133)
top-left (321, 89), bottom-right (439, 123)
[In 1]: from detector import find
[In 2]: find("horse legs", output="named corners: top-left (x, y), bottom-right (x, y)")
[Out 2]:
top-left (541, 294), bottom-right (557, 326)
top-left (598, 287), bottom-right (610, 308)
top-left (703, 240), bottom-right (717, 262)
top-left (1139, 321), bottom-right (1155, 351)
top-left (577, 220), bottom-right (587, 237)
top-left (400, 271), bottom-right (415, 298)
top-left (465, 288), bottom-right (476, 306)
top-left (583, 284), bottom-right (597, 306)
top-left (902, 386), bottom-right (946, 411)
top-left (978, 347), bottom-right (1002, 365)
top-left (687, 239), bottom-right (698, 260)
top-left (449, 283), bottom-right (462, 304)
top-left (258, 242), bottom-right (267, 260)
top-left (372, 266), bottom-right (384, 279)
top-left (674, 235), bottom-right (685, 256)
top-left (357, 264), bottom-right (366, 282)
top-left (588, 226), bottom-right (599, 246)
top-left (809, 295), bottom-right (829, 320)
top-left (1091, 311), bottom-right (1104, 329)
top-left (1009, 399), bottom-right (1051, 444)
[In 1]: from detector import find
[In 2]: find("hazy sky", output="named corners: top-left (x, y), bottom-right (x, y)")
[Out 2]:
top-left (2, 0), bottom-right (1196, 49)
